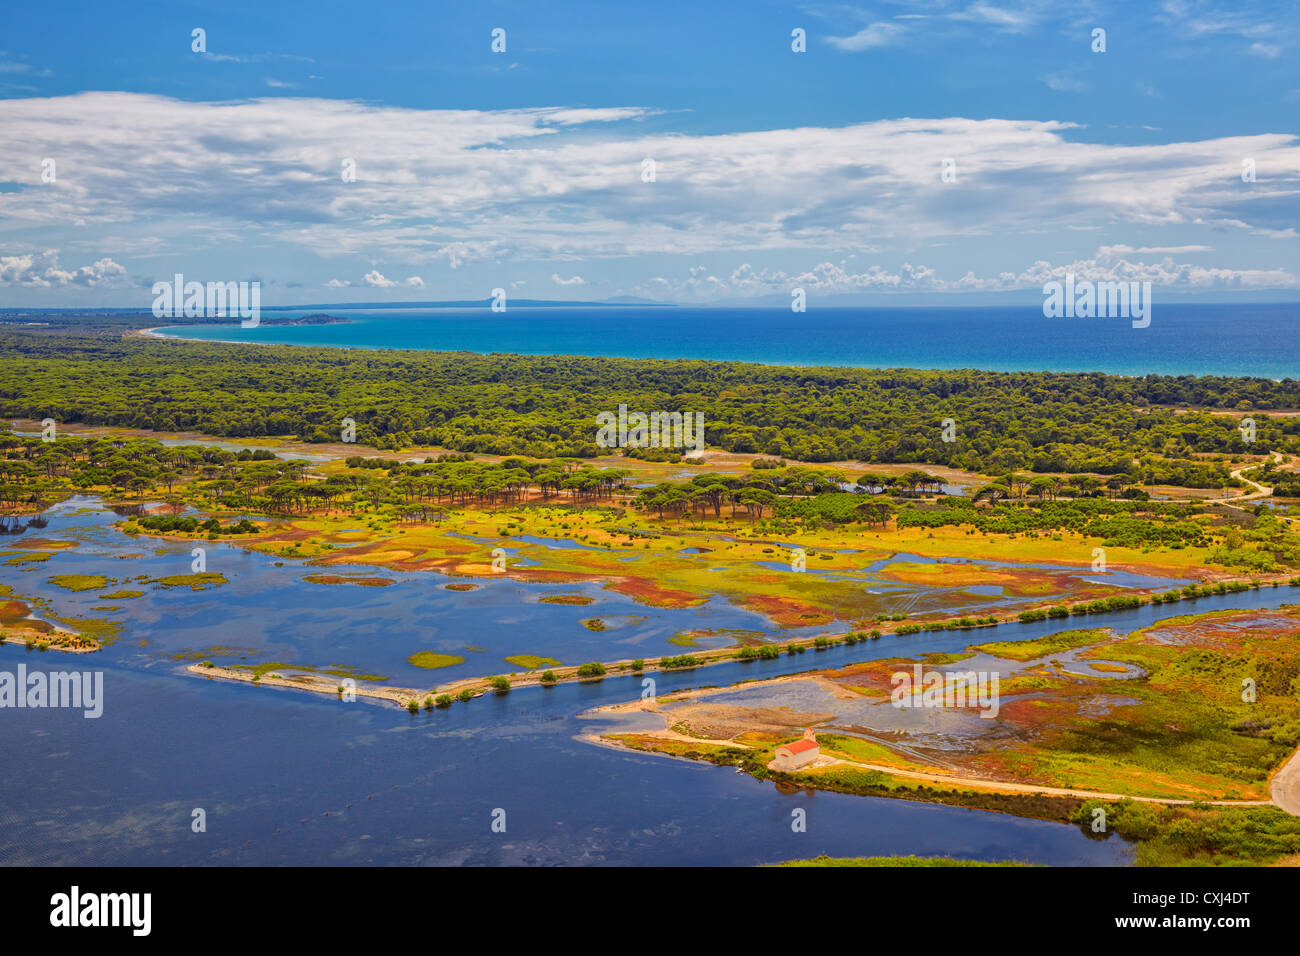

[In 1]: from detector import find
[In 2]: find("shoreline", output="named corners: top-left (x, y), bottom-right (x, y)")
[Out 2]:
top-left (96, 306), bottom-right (1300, 380)
top-left (583, 653), bottom-right (1300, 817)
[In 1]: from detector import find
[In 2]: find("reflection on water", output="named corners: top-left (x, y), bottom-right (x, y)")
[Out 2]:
top-left (0, 658), bottom-right (1134, 866)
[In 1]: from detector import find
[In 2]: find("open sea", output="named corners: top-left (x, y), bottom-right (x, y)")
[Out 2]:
top-left (158, 302), bottom-right (1300, 378)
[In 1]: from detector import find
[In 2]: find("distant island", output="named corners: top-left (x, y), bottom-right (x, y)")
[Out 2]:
top-left (254, 313), bottom-right (350, 326)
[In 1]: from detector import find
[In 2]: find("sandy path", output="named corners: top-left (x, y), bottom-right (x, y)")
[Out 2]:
top-left (820, 755), bottom-right (1278, 809)
top-left (591, 689), bottom-right (1299, 814)
top-left (1269, 746), bottom-right (1300, 816)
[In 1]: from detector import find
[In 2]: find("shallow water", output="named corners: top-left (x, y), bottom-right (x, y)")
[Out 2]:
top-left (4, 495), bottom-right (1294, 865)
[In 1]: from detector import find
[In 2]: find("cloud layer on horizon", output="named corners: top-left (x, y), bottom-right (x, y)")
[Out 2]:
top-left (0, 92), bottom-right (1297, 298)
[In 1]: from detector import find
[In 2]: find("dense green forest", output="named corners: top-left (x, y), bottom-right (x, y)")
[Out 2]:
top-left (1, 325), bottom-right (1298, 474)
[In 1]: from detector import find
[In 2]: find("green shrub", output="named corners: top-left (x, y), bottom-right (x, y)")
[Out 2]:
top-left (660, 655), bottom-right (703, 669)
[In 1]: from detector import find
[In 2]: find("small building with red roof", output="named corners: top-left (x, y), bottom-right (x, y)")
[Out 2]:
top-left (769, 727), bottom-right (820, 772)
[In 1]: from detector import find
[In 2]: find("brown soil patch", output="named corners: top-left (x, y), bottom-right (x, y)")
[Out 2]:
top-left (667, 703), bottom-right (833, 740)
top-left (604, 576), bottom-right (707, 608)
top-left (302, 574), bottom-right (395, 587)
top-left (740, 593), bottom-right (833, 627)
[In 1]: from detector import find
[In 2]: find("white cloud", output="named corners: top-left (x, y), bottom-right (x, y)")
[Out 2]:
top-left (826, 22), bottom-right (907, 51)
top-left (0, 250), bottom-right (126, 287)
top-left (1044, 74), bottom-right (1085, 92)
top-left (0, 93), bottom-right (1295, 282)
top-left (404, 276), bottom-right (424, 288)
top-left (629, 246), bottom-right (1299, 301)
top-left (363, 270), bottom-right (396, 287)
top-left (950, 3), bottom-right (1035, 32)
top-left (551, 273), bottom-right (585, 285)
top-left (325, 278), bottom-right (351, 288)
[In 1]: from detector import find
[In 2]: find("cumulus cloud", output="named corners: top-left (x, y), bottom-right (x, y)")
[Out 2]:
top-left (551, 273), bottom-right (585, 285)
top-left (0, 93), bottom-right (1296, 282)
top-left (325, 278), bottom-right (351, 288)
top-left (629, 246), bottom-right (1299, 301)
top-left (404, 276), bottom-right (424, 288)
top-left (0, 249), bottom-right (126, 287)
top-left (362, 270), bottom-right (395, 287)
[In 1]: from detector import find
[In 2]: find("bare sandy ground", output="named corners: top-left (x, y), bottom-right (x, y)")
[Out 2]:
top-left (1269, 746), bottom-right (1300, 816)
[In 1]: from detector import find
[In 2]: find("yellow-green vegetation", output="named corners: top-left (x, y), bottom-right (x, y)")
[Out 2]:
top-left (48, 574), bottom-right (113, 592)
top-left (302, 573), bottom-right (395, 587)
top-left (4, 552), bottom-right (51, 565)
top-left (99, 589), bottom-right (144, 599)
top-left (582, 618), bottom-right (607, 631)
top-left (503, 654), bottom-right (561, 670)
top-left (972, 628), bottom-right (1109, 662)
top-left (1072, 800), bottom-right (1300, 867)
top-left (407, 651), bottom-right (466, 670)
top-left (224, 500), bottom-right (1230, 637)
top-left (539, 593), bottom-right (593, 605)
top-left (777, 855), bottom-right (1037, 867)
top-left (143, 572), bottom-right (228, 590)
top-left (57, 616), bottom-right (121, 646)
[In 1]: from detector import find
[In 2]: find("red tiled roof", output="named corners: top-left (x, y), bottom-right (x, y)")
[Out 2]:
top-left (783, 739), bottom-right (818, 755)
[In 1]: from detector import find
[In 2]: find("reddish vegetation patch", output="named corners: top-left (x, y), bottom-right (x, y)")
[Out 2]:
top-left (513, 568), bottom-right (591, 584)
top-left (604, 576), bottom-right (707, 609)
top-left (1138, 609), bottom-right (1296, 652)
top-left (540, 593), bottom-right (594, 605)
top-left (0, 599), bottom-right (54, 633)
top-left (302, 574), bottom-right (395, 587)
top-left (995, 694), bottom-right (1075, 730)
top-left (13, 538), bottom-right (78, 551)
top-left (445, 583), bottom-right (478, 591)
top-left (740, 593), bottom-right (833, 627)
top-left (823, 659), bottom-right (902, 693)
top-left (0, 599), bottom-right (33, 622)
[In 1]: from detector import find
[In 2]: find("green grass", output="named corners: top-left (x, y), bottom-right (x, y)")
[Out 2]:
top-left (4, 552), bottom-right (51, 565)
top-left (48, 574), bottom-right (113, 592)
top-left (1072, 799), bottom-right (1300, 866)
top-left (504, 654), bottom-right (561, 670)
top-left (407, 651), bottom-right (466, 670)
top-left (973, 627), bottom-right (1108, 662)
top-left (143, 572), bottom-right (228, 590)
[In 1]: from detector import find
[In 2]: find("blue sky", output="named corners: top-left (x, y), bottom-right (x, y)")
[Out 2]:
top-left (0, 0), bottom-right (1297, 306)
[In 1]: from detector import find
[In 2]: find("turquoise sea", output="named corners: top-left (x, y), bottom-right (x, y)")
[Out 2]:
top-left (159, 302), bottom-right (1300, 378)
